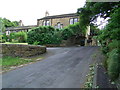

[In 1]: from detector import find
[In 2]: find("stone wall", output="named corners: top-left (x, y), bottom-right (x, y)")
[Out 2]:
top-left (1, 44), bottom-right (46, 57)
top-left (37, 16), bottom-right (79, 28)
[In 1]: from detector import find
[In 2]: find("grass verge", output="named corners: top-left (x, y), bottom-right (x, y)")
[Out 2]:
top-left (2, 42), bottom-right (28, 45)
top-left (0, 56), bottom-right (43, 73)
top-left (84, 64), bottom-right (96, 88)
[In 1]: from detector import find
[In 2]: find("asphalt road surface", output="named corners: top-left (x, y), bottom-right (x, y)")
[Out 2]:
top-left (2, 46), bottom-right (99, 88)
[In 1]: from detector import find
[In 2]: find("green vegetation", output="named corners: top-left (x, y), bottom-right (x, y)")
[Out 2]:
top-left (0, 18), bottom-right (5, 33)
top-left (27, 26), bottom-right (62, 45)
top-left (84, 64), bottom-right (95, 88)
top-left (1, 56), bottom-right (43, 72)
top-left (77, 1), bottom-right (120, 81)
top-left (0, 18), bottom-right (19, 43)
top-left (0, 18), bottom-right (19, 28)
top-left (3, 42), bottom-right (28, 45)
top-left (28, 23), bottom-right (84, 45)
top-left (107, 49), bottom-right (120, 80)
top-left (61, 22), bottom-right (82, 40)
top-left (1, 31), bottom-right (27, 43)
top-left (1, 56), bottom-right (32, 66)
top-left (11, 32), bottom-right (27, 43)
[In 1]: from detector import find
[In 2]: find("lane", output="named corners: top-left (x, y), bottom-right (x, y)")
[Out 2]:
top-left (2, 46), bottom-right (99, 88)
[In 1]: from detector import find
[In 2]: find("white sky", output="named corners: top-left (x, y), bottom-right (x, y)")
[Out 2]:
top-left (0, 0), bottom-right (86, 26)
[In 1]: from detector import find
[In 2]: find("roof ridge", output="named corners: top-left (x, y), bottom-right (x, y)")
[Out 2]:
top-left (38, 13), bottom-right (79, 20)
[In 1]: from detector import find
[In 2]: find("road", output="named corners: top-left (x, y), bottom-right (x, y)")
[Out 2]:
top-left (2, 46), bottom-right (99, 88)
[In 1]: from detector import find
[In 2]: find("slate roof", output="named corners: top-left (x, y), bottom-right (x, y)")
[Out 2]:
top-left (38, 13), bottom-right (79, 20)
top-left (6, 25), bottom-right (37, 31)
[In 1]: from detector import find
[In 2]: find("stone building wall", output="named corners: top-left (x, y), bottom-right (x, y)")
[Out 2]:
top-left (1, 44), bottom-right (46, 57)
top-left (37, 16), bottom-right (79, 28)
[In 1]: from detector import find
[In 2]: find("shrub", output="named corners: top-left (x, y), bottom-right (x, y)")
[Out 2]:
top-left (61, 28), bottom-right (73, 40)
top-left (107, 49), bottom-right (120, 80)
top-left (2, 33), bottom-right (8, 42)
top-left (0, 35), bottom-right (6, 43)
top-left (61, 22), bottom-right (82, 40)
top-left (108, 40), bottom-right (120, 51)
top-left (27, 26), bottom-right (62, 45)
top-left (9, 32), bottom-right (16, 42)
top-left (14, 32), bottom-right (27, 43)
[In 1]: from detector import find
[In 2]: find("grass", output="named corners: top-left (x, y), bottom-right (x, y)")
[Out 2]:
top-left (1, 56), bottom-right (32, 66)
top-left (2, 42), bottom-right (28, 45)
top-left (84, 64), bottom-right (95, 88)
top-left (0, 56), bottom-right (43, 72)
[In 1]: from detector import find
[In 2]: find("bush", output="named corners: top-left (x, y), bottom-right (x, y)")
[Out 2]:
top-left (27, 26), bottom-right (62, 45)
top-left (107, 49), bottom-right (120, 80)
top-left (0, 35), bottom-right (4, 43)
top-left (61, 28), bottom-right (73, 40)
top-left (108, 40), bottom-right (120, 51)
top-left (15, 32), bottom-right (27, 43)
top-left (61, 22), bottom-right (82, 40)
top-left (2, 33), bottom-right (8, 42)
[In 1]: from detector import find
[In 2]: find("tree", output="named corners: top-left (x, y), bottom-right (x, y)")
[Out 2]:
top-left (0, 18), bottom-right (5, 33)
top-left (0, 18), bottom-right (19, 28)
top-left (77, 1), bottom-right (120, 80)
top-left (77, 2), bottom-right (120, 31)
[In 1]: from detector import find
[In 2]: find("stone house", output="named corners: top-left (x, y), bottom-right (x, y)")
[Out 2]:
top-left (6, 13), bottom-right (79, 35)
top-left (37, 13), bottom-right (79, 29)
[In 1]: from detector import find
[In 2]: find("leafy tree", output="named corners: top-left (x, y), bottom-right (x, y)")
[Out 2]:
top-left (0, 18), bottom-right (19, 29)
top-left (77, 2), bottom-right (120, 32)
top-left (77, 1), bottom-right (120, 80)
top-left (0, 18), bottom-right (5, 33)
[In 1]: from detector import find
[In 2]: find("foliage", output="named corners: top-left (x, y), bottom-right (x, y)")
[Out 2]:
top-left (77, 2), bottom-right (120, 33)
top-left (2, 33), bottom-right (8, 42)
top-left (0, 18), bottom-right (5, 33)
top-left (27, 26), bottom-right (62, 45)
top-left (0, 35), bottom-right (5, 43)
top-left (78, 1), bottom-right (120, 80)
top-left (1, 56), bottom-right (32, 66)
top-left (14, 32), bottom-right (27, 43)
top-left (61, 22), bottom-right (83, 40)
top-left (107, 49), bottom-right (120, 81)
top-left (97, 5), bottom-right (120, 80)
top-left (28, 23), bottom-right (84, 45)
top-left (0, 17), bottom-right (19, 36)
top-left (61, 28), bottom-right (74, 40)
top-left (4, 32), bottom-right (28, 43)
top-left (0, 18), bottom-right (19, 28)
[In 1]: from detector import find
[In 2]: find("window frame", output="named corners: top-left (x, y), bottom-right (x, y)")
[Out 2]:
top-left (69, 18), bottom-right (78, 24)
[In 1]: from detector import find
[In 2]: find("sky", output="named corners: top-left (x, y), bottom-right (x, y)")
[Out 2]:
top-left (0, 0), bottom-right (86, 26)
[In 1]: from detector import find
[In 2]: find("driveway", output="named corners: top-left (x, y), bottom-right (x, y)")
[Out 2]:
top-left (2, 46), bottom-right (99, 88)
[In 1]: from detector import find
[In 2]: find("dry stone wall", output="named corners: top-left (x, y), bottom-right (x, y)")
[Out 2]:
top-left (1, 44), bottom-right (46, 57)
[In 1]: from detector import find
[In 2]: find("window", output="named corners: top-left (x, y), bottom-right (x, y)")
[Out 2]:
top-left (43, 21), bottom-right (46, 26)
top-left (69, 18), bottom-right (78, 24)
top-left (70, 18), bottom-right (74, 24)
top-left (57, 23), bottom-right (61, 29)
top-left (74, 18), bottom-right (78, 23)
top-left (46, 21), bottom-right (50, 26)
top-left (6, 31), bottom-right (10, 35)
top-left (43, 20), bottom-right (50, 26)
top-left (57, 22), bottom-right (63, 29)
top-left (54, 25), bottom-right (57, 29)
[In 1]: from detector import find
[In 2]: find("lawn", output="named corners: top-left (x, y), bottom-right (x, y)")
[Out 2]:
top-left (0, 56), bottom-right (43, 73)
top-left (2, 42), bottom-right (28, 45)
top-left (1, 56), bottom-right (32, 66)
